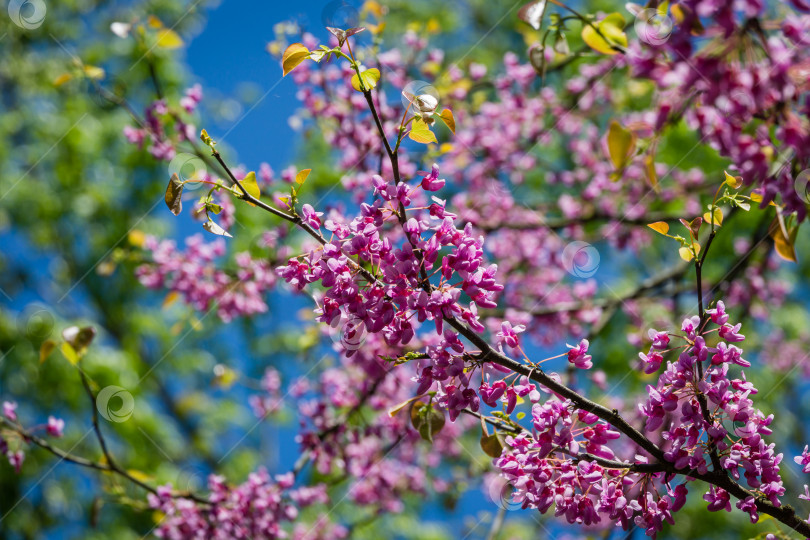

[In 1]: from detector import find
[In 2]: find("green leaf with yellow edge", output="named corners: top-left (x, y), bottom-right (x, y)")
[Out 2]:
top-left (607, 120), bottom-right (636, 171)
top-left (295, 168), bottom-right (312, 185)
top-left (647, 221), bottom-right (669, 235)
top-left (437, 109), bottom-right (455, 133)
top-left (241, 171), bottom-right (261, 201)
top-left (156, 29), bottom-right (183, 49)
top-left (61, 342), bottom-right (79, 365)
top-left (409, 118), bottom-right (438, 144)
top-left (281, 43), bottom-right (310, 76)
top-left (581, 13), bottom-right (627, 55)
top-left (40, 340), bottom-right (56, 363)
top-left (724, 170), bottom-right (743, 189)
top-left (350, 68), bottom-right (380, 92)
top-left (703, 207), bottom-right (723, 227)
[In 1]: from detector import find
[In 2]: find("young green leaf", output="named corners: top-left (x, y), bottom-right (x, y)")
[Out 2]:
top-left (60, 342), bottom-right (79, 365)
top-left (408, 118), bottom-right (438, 144)
top-left (350, 68), bottom-right (381, 92)
top-left (703, 207), bottom-right (723, 227)
top-left (165, 173), bottom-right (184, 216)
top-left (411, 401), bottom-right (445, 442)
top-left (156, 29), bottom-right (184, 49)
top-left (241, 171), bottom-right (260, 201)
top-left (607, 120), bottom-right (636, 170)
top-left (724, 170), bottom-right (743, 189)
top-left (582, 13), bottom-right (627, 55)
top-left (282, 43), bottom-right (310, 76)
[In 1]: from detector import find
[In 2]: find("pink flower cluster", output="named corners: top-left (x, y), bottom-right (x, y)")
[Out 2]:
top-left (136, 234), bottom-right (278, 322)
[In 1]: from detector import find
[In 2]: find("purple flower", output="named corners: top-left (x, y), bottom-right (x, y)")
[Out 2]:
top-left (567, 339), bottom-right (592, 369)
top-left (7, 450), bottom-right (24, 474)
top-left (301, 204), bottom-right (323, 229)
top-left (719, 322), bottom-right (745, 343)
top-left (795, 445), bottom-right (810, 473)
top-left (497, 321), bottom-right (525, 349)
top-left (3, 401), bottom-right (17, 422)
top-left (46, 416), bottom-right (65, 438)
top-left (706, 300), bottom-right (729, 325)
top-left (420, 164), bottom-right (445, 191)
top-left (703, 486), bottom-right (731, 512)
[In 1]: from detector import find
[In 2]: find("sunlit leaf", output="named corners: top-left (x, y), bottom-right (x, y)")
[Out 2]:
top-left (282, 43), bottom-right (310, 76)
top-left (771, 219), bottom-right (797, 262)
top-left (61, 342), bottom-right (79, 365)
top-left (165, 173), bottom-right (183, 216)
top-left (350, 68), bottom-right (381, 92)
top-left (437, 109), bottom-right (455, 133)
top-left (156, 29), bottom-right (184, 49)
top-left (724, 170), bottom-right (743, 189)
top-left (295, 168), bottom-right (312, 185)
top-left (607, 120), bottom-right (636, 170)
top-left (703, 207), bottom-right (723, 227)
top-left (128, 230), bottom-right (146, 248)
top-left (647, 221), bottom-right (669, 235)
top-left (645, 153), bottom-right (659, 191)
top-left (409, 118), bottom-right (438, 144)
top-left (678, 246), bottom-right (694, 261)
top-left (582, 13), bottom-right (627, 55)
top-left (82, 65), bottom-right (105, 80)
top-left (241, 171), bottom-right (260, 201)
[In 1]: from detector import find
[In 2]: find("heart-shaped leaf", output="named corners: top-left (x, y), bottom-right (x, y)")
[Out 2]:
top-left (582, 13), bottom-right (627, 55)
top-left (350, 68), bottom-right (380, 92)
top-left (647, 221), bottom-right (669, 235)
top-left (409, 118), bottom-right (438, 144)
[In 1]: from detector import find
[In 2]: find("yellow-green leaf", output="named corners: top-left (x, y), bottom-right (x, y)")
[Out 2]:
top-left (647, 221), bottom-right (669, 235)
top-left (409, 118), bottom-right (438, 144)
top-left (581, 13), bottom-right (627, 55)
top-left (83, 65), bottom-right (105, 80)
top-left (282, 43), bottom-right (310, 76)
top-left (438, 108), bottom-right (455, 133)
top-left (241, 171), bottom-right (261, 200)
top-left (162, 291), bottom-right (180, 310)
top-left (350, 68), bottom-right (381, 92)
top-left (771, 217), bottom-right (798, 262)
top-left (724, 170), bottom-right (743, 189)
top-left (703, 207), bottom-right (723, 227)
top-left (156, 29), bottom-right (183, 49)
top-left (678, 246), bottom-right (694, 262)
top-left (295, 168), bottom-right (312, 185)
top-left (645, 153), bottom-right (659, 191)
top-left (607, 120), bottom-right (636, 170)
top-left (40, 340), bottom-right (56, 363)
top-left (61, 342), bottom-right (79, 365)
